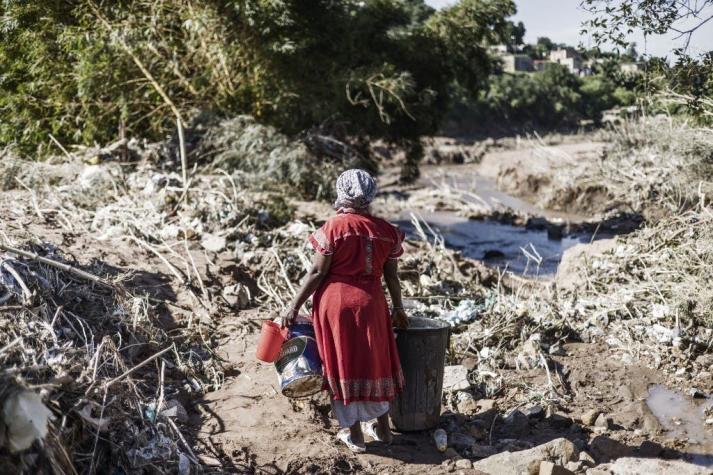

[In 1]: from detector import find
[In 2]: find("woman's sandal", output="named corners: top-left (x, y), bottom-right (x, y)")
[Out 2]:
top-left (362, 421), bottom-right (393, 446)
top-left (337, 429), bottom-right (366, 453)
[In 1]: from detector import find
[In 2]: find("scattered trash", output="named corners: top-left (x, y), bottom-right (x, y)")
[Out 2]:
top-left (433, 428), bottom-right (447, 452)
top-left (201, 233), bottom-right (227, 253)
top-left (1, 389), bottom-right (53, 452)
top-left (438, 299), bottom-right (484, 327)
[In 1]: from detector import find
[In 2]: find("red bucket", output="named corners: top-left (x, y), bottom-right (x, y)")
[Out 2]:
top-left (256, 320), bottom-right (288, 363)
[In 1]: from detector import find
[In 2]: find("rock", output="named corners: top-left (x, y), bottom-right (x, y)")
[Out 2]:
top-left (566, 461), bottom-right (584, 472)
top-left (547, 413), bottom-right (574, 429)
top-left (522, 405), bottom-right (545, 420)
top-left (222, 284), bottom-right (251, 309)
top-left (594, 413), bottom-right (613, 429)
top-left (581, 409), bottom-right (602, 426)
top-left (556, 239), bottom-right (617, 292)
top-left (539, 461), bottom-right (576, 475)
top-left (443, 365), bottom-right (471, 392)
top-left (456, 391), bottom-right (478, 414)
top-left (503, 409), bottom-right (531, 437)
top-left (457, 398), bottom-right (479, 415)
top-left (470, 444), bottom-right (497, 458)
top-left (449, 432), bottom-right (476, 451)
top-left (462, 357), bottom-right (478, 370)
top-left (515, 336), bottom-right (542, 370)
top-left (201, 233), bottom-right (227, 253)
top-left (578, 451), bottom-right (595, 467)
top-left (444, 448), bottom-right (461, 460)
top-left (2, 390), bottom-right (53, 452)
top-left (477, 399), bottom-right (496, 413)
top-left (455, 459), bottom-right (473, 469)
top-left (688, 387), bottom-right (706, 398)
top-left (497, 439), bottom-right (535, 452)
top-left (160, 400), bottom-right (188, 424)
top-left (472, 438), bottom-right (579, 475)
top-left (458, 399), bottom-right (478, 415)
top-left (589, 436), bottom-right (633, 462)
top-left (585, 457), bottom-right (710, 475)
top-left (637, 440), bottom-right (662, 457)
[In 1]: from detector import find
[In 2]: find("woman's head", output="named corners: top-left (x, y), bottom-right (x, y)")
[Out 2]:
top-left (334, 169), bottom-right (377, 211)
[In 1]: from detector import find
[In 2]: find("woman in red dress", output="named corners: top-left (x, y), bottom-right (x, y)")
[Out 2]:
top-left (283, 169), bottom-right (409, 452)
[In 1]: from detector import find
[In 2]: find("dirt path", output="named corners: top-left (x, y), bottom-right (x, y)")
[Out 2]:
top-left (194, 315), bottom-right (456, 474)
top-left (191, 313), bottom-right (712, 473)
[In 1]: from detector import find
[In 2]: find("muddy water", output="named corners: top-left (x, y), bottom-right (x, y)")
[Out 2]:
top-left (646, 385), bottom-right (713, 466)
top-left (397, 172), bottom-right (610, 276)
top-left (397, 211), bottom-right (605, 276)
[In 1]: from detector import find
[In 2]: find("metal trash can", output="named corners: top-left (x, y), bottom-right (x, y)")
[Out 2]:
top-left (390, 317), bottom-right (450, 431)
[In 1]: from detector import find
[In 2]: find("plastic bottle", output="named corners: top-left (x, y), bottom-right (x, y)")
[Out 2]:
top-left (433, 428), bottom-right (447, 452)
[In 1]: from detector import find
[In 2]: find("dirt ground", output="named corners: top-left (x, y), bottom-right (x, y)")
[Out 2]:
top-left (190, 312), bottom-right (710, 473)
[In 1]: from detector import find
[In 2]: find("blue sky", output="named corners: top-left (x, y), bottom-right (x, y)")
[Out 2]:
top-left (425, 0), bottom-right (713, 59)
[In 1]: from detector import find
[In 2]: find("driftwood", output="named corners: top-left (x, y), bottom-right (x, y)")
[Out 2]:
top-left (0, 243), bottom-right (114, 288)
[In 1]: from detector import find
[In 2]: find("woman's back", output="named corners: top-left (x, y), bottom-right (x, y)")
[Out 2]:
top-left (310, 213), bottom-right (404, 279)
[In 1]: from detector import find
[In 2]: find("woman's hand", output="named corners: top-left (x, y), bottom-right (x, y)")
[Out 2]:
top-left (391, 308), bottom-right (409, 329)
top-left (281, 306), bottom-right (299, 328)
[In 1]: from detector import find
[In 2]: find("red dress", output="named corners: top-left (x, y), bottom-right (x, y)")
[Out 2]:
top-left (309, 212), bottom-right (405, 404)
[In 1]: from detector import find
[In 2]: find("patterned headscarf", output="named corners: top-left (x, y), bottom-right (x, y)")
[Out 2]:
top-left (334, 169), bottom-right (377, 211)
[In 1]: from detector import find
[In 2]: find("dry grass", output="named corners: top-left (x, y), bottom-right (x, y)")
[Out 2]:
top-left (539, 116), bottom-right (713, 216)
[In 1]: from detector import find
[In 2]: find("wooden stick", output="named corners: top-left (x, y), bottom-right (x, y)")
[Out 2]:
top-left (104, 345), bottom-right (173, 389)
top-left (48, 134), bottom-right (76, 161)
top-left (177, 118), bottom-right (189, 199)
top-left (0, 337), bottom-right (21, 359)
top-left (0, 244), bottom-right (114, 288)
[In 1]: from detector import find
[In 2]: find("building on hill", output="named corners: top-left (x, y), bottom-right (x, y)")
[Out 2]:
top-left (620, 62), bottom-right (645, 74)
top-left (533, 59), bottom-right (550, 72)
top-left (502, 54), bottom-right (533, 72)
top-left (489, 44), bottom-right (509, 55)
top-left (549, 48), bottom-right (582, 74)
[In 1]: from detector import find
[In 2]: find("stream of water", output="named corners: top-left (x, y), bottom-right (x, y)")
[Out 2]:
top-left (396, 172), bottom-right (612, 276)
top-left (397, 211), bottom-right (606, 276)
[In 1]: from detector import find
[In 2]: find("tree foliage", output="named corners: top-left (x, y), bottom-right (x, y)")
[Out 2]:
top-left (580, 0), bottom-right (713, 50)
top-left (448, 64), bottom-right (637, 134)
top-left (0, 0), bottom-right (515, 158)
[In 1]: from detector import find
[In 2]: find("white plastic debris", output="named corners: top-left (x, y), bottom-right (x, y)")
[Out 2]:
top-left (201, 233), bottom-right (227, 253)
top-left (2, 390), bottom-right (53, 452)
top-left (651, 304), bottom-right (671, 321)
top-left (178, 452), bottom-right (191, 475)
top-left (284, 221), bottom-right (311, 238)
top-left (79, 165), bottom-right (114, 190)
top-left (647, 324), bottom-right (680, 345)
top-left (76, 404), bottom-right (111, 432)
top-left (439, 299), bottom-right (483, 327)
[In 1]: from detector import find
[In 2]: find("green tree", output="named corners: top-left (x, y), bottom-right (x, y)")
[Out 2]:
top-left (0, 0), bottom-right (515, 182)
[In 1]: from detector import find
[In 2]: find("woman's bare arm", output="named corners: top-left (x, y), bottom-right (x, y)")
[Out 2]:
top-left (282, 252), bottom-right (332, 327)
top-left (384, 259), bottom-right (408, 329)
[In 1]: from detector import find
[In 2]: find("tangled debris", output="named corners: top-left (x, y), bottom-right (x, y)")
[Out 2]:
top-left (0, 243), bottom-right (224, 473)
